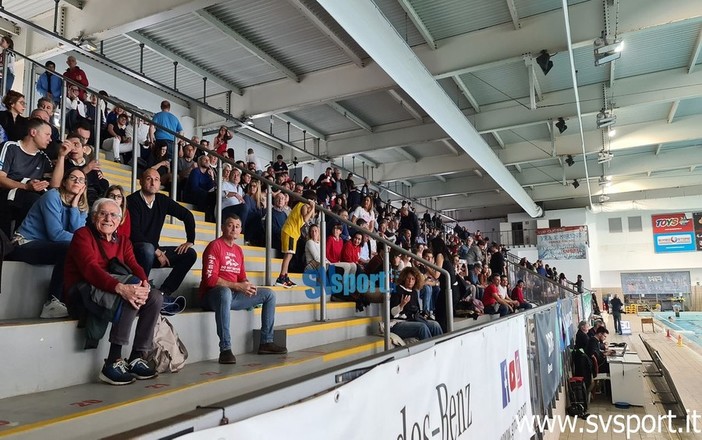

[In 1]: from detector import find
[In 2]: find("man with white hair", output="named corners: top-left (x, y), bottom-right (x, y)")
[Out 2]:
top-left (64, 197), bottom-right (162, 385)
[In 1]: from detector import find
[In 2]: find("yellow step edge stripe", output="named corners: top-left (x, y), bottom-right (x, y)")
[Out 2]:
top-left (253, 302), bottom-right (355, 315)
top-left (0, 343), bottom-right (357, 436)
top-left (286, 317), bottom-right (381, 336)
top-left (323, 340), bottom-right (384, 362)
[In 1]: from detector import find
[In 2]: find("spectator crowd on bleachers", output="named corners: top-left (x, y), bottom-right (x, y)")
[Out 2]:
top-left (0, 51), bottom-right (586, 386)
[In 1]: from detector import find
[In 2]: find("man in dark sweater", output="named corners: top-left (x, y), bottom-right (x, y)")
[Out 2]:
top-left (488, 245), bottom-right (505, 276)
top-left (127, 169), bottom-right (197, 296)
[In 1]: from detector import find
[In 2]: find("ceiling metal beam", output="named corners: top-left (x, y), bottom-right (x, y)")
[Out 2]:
top-left (514, 163), bottom-right (522, 173)
top-left (452, 76), bottom-right (480, 113)
top-left (357, 154), bottom-right (378, 168)
top-left (61, 0), bottom-right (85, 10)
top-left (688, 26), bottom-right (702, 74)
top-left (474, 169), bottom-right (483, 178)
top-left (395, 146), bottom-right (418, 162)
top-left (327, 102), bottom-right (373, 132)
top-left (436, 175), bottom-right (447, 183)
top-left (492, 132), bottom-right (505, 149)
top-left (317, 0), bottom-right (541, 217)
top-left (667, 100), bottom-right (680, 124)
top-left (400, 180), bottom-right (413, 187)
top-left (193, 10), bottom-right (299, 83)
top-left (0, 17), bottom-right (19, 35)
top-left (285, 0), bottom-right (365, 67)
top-left (125, 31), bottom-right (242, 95)
top-left (441, 139), bottom-right (460, 156)
top-left (506, 0), bottom-right (521, 30)
top-left (274, 114), bottom-right (327, 141)
top-left (609, 60), bottom-right (616, 88)
top-left (655, 143), bottom-right (663, 156)
top-left (396, 0), bottom-right (437, 49)
top-left (387, 89), bottom-right (423, 122)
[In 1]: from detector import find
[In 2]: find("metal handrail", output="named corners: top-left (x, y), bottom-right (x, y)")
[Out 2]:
top-left (0, 7), bottom-right (455, 222)
top-left (13, 47), bottom-right (454, 346)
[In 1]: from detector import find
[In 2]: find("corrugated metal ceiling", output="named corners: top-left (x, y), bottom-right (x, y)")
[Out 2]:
top-left (371, 0), bottom-right (427, 47)
top-left (286, 105), bottom-right (360, 135)
top-left (205, 0), bottom-right (353, 76)
top-left (3, 0), bottom-right (54, 21)
top-left (675, 97), bottom-right (702, 121)
top-left (336, 92), bottom-right (420, 127)
top-left (407, 0), bottom-right (512, 40)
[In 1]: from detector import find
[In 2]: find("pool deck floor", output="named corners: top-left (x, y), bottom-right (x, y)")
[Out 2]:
top-left (559, 313), bottom-right (702, 440)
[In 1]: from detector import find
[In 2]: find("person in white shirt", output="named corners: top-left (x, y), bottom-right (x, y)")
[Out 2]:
top-left (245, 148), bottom-right (262, 172)
top-left (305, 224), bottom-right (321, 271)
top-left (221, 165), bottom-right (249, 224)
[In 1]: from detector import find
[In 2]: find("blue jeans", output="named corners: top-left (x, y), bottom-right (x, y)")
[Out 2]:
top-left (132, 242), bottom-right (197, 295)
top-left (203, 285), bottom-right (276, 351)
top-left (420, 285), bottom-right (440, 312)
top-left (391, 319), bottom-right (443, 340)
top-left (4, 70), bottom-right (14, 95)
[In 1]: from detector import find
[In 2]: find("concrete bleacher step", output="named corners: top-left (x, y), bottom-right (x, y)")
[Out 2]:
top-left (0, 300), bottom-right (371, 400)
top-left (0, 335), bottom-right (384, 440)
top-left (258, 316), bottom-right (382, 353)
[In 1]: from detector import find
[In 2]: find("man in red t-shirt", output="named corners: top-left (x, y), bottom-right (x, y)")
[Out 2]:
top-left (510, 279), bottom-right (532, 310)
top-left (482, 274), bottom-right (513, 317)
top-left (200, 214), bottom-right (287, 364)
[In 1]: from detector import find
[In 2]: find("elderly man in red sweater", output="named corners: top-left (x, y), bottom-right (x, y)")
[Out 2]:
top-left (64, 197), bottom-right (162, 386)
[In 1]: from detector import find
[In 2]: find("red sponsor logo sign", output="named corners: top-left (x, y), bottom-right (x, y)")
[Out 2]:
top-left (652, 213), bottom-right (693, 234)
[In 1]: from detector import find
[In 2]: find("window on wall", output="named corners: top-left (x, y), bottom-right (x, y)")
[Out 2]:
top-left (628, 216), bottom-right (643, 232)
top-left (549, 219), bottom-right (561, 228)
top-left (608, 217), bottom-right (623, 233)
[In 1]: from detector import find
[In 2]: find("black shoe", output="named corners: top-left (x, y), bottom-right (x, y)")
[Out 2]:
top-left (258, 342), bottom-right (288, 355)
top-left (218, 349), bottom-right (237, 364)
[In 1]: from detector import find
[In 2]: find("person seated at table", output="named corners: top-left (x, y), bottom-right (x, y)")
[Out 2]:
top-left (586, 327), bottom-right (614, 374)
top-left (63, 197), bottom-right (163, 385)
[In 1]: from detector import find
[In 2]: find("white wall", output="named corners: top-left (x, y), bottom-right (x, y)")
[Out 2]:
top-left (590, 208), bottom-right (702, 288)
top-left (458, 218), bottom-right (504, 241)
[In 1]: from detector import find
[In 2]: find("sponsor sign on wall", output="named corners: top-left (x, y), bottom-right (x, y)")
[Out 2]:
top-left (182, 316), bottom-right (534, 440)
top-left (651, 213), bottom-right (695, 253)
top-left (536, 226), bottom-right (588, 260)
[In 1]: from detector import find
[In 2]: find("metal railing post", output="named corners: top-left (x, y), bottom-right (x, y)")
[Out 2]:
top-left (130, 115), bottom-right (139, 193)
top-left (28, 63), bottom-right (35, 111)
top-left (264, 188), bottom-right (272, 286)
top-left (319, 211), bottom-right (327, 321)
top-left (383, 246), bottom-right (391, 350)
top-left (215, 160), bottom-right (223, 234)
top-left (59, 80), bottom-right (67, 140)
top-left (93, 96), bottom-right (102, 159)
top-left (1, 49), bottom-right (7, 96)
top-left (170, 140), bottom-right (178, 201)
top-left (52, 0), bottom-right (59, 34)
top-left (139, 43), bottom-right (144, 74)
top-left (442, 269), bottom-right (454, 333)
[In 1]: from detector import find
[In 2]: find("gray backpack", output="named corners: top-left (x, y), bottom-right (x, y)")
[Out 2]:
top-left (146, 316), bottom-right (188, 373)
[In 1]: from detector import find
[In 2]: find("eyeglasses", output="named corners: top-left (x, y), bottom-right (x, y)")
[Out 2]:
top-left (107, 193), bottom-right (123, 200)
top-left (96, 211), bottom-right (122, 219)
top-left (67, 176), bottom-right (86, 184)
top-left (16, 100), bottom-right (26, 106)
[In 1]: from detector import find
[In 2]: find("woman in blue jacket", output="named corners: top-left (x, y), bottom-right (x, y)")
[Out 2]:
top-left (7, 168), bottom-right (89, 318)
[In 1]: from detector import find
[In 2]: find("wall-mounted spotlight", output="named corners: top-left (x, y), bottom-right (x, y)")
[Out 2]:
top-left (594, 38), bottom-right (624, 66)
top-left (596, 109), bottom-right (616, 128)
top-left (556, 117), bottom-right (567, 134)
top-left (572, 179), bottom-right (580, 189)
top-left (536, 50), bottom-right (553, 75)
top-left (565, 154), bottom-right (575, 167)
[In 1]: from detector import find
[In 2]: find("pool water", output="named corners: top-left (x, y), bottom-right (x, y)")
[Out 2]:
top-left (653, 312), bottom-right (702, 347)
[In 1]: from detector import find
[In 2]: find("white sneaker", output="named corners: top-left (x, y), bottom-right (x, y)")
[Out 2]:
top-left (40, 297), bottom-right (69, 319)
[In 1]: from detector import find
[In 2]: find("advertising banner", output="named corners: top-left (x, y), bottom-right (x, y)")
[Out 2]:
top-left (536, 226), bottom-right (588, 260)
top-left (535, 307), bottom-right (560, 405)
top-left (558, 297), bottom-right (575, 347)
top-left (693, 213), bottom-right (702, 251)
top-left (183, 316), bottom-right (534, 440)
top-left (651, 213), bottom-right (695, 253)
top-left (581, 291), bottom-right (593, 321)
top-left (620, 271), bottom-right (691, 296)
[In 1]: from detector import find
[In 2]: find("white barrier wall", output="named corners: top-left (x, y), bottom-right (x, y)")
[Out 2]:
top-left (183, 316), bottom-right (535, 440)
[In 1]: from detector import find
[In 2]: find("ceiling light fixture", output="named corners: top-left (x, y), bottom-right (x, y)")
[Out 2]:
top-left (594, 38), bottom-right (624, 66)
top-left (536, 50), bottom-right (553, 75)
top-left (597, 149), bottom-right (614, 164)
top-left (572, 179), bottom-right (580, 189)
top-left (565, 154), bottom-right (575, 167)
top-left (596, 109), bottom-right (616, 128)
top-left (598, 194), bottom-right (610, 203)
top-left (555, 117), bottom-right (568, 134)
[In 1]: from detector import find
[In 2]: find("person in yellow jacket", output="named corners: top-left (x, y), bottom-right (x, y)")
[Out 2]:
top-left (276, 190), bottom-right (316, 288)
